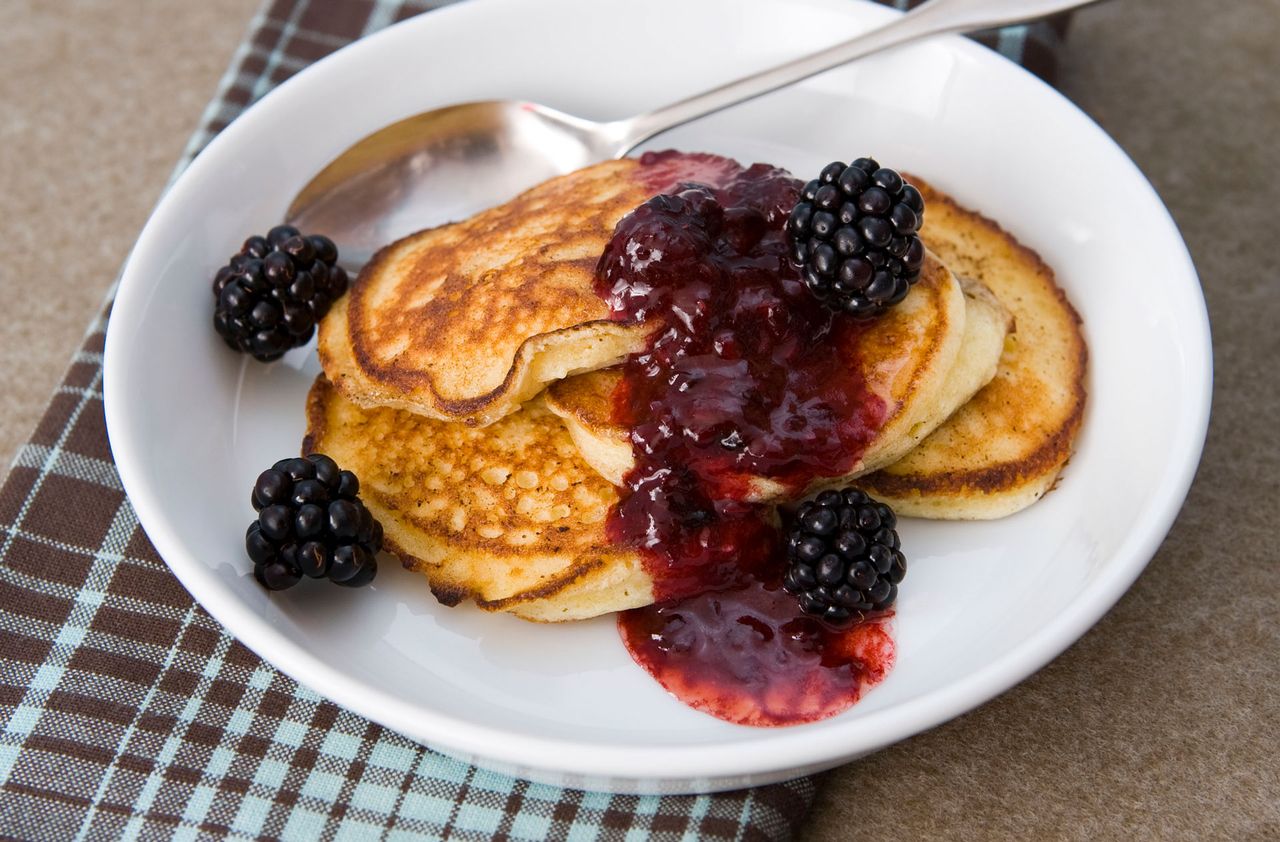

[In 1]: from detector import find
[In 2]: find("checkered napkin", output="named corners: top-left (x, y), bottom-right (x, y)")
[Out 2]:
top-left (0, 1), bottom-right (1067, 838)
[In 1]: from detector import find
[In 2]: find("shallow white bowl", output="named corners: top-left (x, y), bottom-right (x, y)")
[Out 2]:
top-left (104, 0), bottom-right (1210, 794)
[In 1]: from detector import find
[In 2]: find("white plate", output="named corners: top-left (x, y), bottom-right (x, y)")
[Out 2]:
top-left (104, 0), bottom-right (1211, 794)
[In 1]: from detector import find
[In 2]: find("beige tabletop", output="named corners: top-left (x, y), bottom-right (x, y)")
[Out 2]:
top-left (2, 0), bottom-right (1276, 838)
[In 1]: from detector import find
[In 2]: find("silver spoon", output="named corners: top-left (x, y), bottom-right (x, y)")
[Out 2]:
top-left (287, 0), bottom-right (1099, 270)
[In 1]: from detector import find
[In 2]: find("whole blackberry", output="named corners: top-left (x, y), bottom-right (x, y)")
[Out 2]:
top-left (246, 453), bottom-right (382, 591)
top-left (786, 158), bottom-right (926, 319)
top-left (782, 488), bottom-right (906, 623)
top-left (212, 226), bottom-right (348, 362)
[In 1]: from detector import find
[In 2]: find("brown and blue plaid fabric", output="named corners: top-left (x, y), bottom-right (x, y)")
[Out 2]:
top-left (0, 1), bottom-right (1067, 838)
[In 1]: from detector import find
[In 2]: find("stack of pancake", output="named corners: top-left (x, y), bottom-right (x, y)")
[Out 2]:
top-left (305, 157), bottom-right (1086, 622)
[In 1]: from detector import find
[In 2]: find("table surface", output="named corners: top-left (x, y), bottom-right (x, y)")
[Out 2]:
top-left (2, 0), bottom-right (1276, 838)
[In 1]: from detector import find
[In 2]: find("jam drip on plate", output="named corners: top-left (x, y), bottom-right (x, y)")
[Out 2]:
top-left (618, 579), bottom-right (894, 727)
top-left (597, 151), bottom-right (893, 726)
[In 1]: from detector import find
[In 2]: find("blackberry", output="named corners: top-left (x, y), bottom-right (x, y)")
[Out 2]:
top-left (782, 488), bottom-right (906, 623)
top-left (212, 226), bottom-right (348, 362)
top-left (786, 158), bottom-right (926, 318)
top-left (247, 453), bottom-right (382, 590)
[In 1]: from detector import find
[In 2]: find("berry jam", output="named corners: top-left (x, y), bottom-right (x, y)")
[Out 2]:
top-left (597, 151), bottom-right (893, 726)
top-left (618, 578), bottom-right (894, 727)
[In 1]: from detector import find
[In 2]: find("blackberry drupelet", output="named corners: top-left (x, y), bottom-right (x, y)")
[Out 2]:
top-left (212, 226), bottom-right (349, 362)
top-left (786, 158), bottom-right (926, 318)
top-left (782, 488), bottom-right (906, 623)
top-left (247, 453), bottom-right (382, 591)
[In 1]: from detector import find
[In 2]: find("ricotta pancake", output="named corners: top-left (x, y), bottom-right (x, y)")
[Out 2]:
top-left (304, 376), bottom-right (651, 622)
top-left (318, 153), bottom-right (744, 426)
top-left (855, 177), bottom-right (1087, 519)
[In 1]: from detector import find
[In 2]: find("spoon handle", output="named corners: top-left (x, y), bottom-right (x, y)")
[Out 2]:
top-left (604, 0), bottom-right (1102, 155)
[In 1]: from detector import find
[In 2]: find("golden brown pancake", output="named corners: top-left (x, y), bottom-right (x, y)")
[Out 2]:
top-left (543, 253), bottom-right (1011, 501)
top-left (303, 376), bottom-right (651, 622)
top-left (318, 155), bottom-right (743, 426)
top-left (855, 178), bottom-right (1087, 519)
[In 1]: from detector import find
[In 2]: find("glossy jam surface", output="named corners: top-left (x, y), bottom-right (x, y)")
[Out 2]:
top-left (598, 151), bottom-right (893, 726)
top-left (619, 579), bottom-right (894, 726)
top-left (597, 152), bottom-right (888, 599)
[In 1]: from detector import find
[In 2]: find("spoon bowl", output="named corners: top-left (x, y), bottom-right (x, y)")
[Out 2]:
top-left (287, 102), bottom-right (617, 269)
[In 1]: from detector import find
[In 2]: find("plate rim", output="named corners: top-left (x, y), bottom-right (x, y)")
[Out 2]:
top-left (103, 0), bottom-right (1212, 788)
